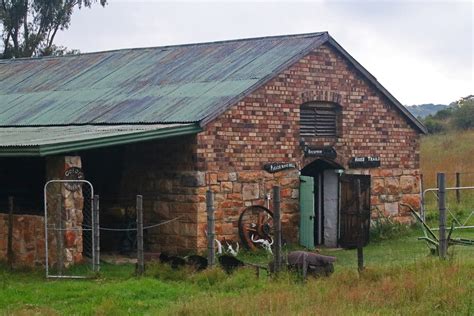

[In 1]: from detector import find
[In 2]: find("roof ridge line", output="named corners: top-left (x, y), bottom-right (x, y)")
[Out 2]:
top-left (0, 31), bottom-right (328, 64)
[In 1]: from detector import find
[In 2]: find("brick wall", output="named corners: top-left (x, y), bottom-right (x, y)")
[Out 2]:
top-left (195, 43), bottom-right (422, 250)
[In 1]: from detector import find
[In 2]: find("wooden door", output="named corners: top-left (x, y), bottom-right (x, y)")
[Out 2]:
top-left (339, 175), bottom-right (371, 248)
top-left (299, 176), bottom-right (315, 249)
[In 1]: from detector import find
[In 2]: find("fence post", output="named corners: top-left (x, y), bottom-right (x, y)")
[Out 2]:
top-left (273, 186), bottom-right (282, 273)
top-left (93, 195), bottom-right (100, 272)
top-left (56, 194), bottom-right (64, 275)
top-left (356, 179), bottom-right (364, 272)
top-left (438, 173), bottom-right (447, 259)
top-left (420, 174), bottom-right (425, 221)
top-left (206, 190), bottom-right (215, 268)
top-left (302, 252), bottom-right (308, 281)
top-left (455, 172), bottom-right (461, 203)
top-left (7, 196), bottom-right (14, 269)
top-left (136, 195), bottom-right (145, 275)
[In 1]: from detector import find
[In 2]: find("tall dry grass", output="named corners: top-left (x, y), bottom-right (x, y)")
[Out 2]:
top-left (420, 130), bottom-right (474, 188)
top-left (420, 130), bottom-right (474, 225)
top-left (162, 260), bottom-right (474, 315)
top-left (420, 130), bottom-right (474, 228)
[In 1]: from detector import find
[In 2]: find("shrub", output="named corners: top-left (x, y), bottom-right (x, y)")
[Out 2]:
top-left (424, 116), bottom-right (446, 133)
top-left (370, 208), bottom-right (412, 241)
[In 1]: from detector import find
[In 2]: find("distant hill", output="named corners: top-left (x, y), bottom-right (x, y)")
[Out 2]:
top-left (405, 104), bottom-right (448, 118)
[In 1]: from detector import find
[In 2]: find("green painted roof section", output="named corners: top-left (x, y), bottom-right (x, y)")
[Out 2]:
top-left (0, 124), bottom-right (201, 156)
top-left (0, 32), bottom-right (328, 126)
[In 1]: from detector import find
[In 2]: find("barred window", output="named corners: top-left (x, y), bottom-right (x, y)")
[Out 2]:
top-left (300, 103), bottom-right (339, 137)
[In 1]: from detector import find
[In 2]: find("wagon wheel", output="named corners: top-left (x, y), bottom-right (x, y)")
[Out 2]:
top-left (238, 205), bottom-right (274, 250)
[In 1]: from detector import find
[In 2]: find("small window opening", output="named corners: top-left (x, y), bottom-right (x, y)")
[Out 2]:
top-left (300, 102), bottom-right (339, 137)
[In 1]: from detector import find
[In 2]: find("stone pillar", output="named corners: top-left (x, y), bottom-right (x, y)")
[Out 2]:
top-left (46, 156), bottom-right (84, 267)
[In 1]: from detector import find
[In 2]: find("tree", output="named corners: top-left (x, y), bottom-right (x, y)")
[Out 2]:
top-left (422, 95), bottom-right (474, 133)
top-left (0, 0), bottom-right (106, 59)
top-left (423, 116), bottom-right (446, 134)
top-left (432, 107), bottom-right (454, 120)
top-left (452, 95), bottom-right (474, 130)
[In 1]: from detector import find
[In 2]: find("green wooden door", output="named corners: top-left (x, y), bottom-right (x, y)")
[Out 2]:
top-left (299, 175), bottom-right (315, 249)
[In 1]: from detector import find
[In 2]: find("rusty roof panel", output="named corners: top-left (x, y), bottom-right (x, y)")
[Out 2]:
top-left (0, 123), bottom-right (201, 156)
top-left (0, 32), bottom-right (327, 126)
top-left (0, 124), bottom-right (193, 146)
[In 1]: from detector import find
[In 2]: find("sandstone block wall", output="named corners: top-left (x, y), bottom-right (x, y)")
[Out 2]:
top-left (195, 169), bottom-right (300, 250)
top-left (117, 135), bottom-right (203, 254)
top-left (0, 155), bottom-right (88, 268)
top-left (366, 168), bottom-right (421, 223)
top-left (0, 214), bottom-right (45, 267)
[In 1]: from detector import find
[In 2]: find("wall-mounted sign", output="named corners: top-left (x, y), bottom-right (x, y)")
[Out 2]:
top-left (304, 146), bottom-right (337, 159)
top-left (64, 167), bottom-right (85, 192)
top-left (349, 157), bottom-right (381, 168)
top-left (263, 162), bottom-right (296, 173)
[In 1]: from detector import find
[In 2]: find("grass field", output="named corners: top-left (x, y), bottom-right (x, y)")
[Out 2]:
top-left (1, 229), bottom-right (473, 315)
top-left (1, 131), bottom-right (474, 315)
top-left (420, 130), bottom-right (474, 227)
top-left (420, 130), bottom-right (474, 189)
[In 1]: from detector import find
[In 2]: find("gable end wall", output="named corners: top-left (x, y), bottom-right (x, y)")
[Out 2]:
top-left (195, 43), bottom-right (421, 249)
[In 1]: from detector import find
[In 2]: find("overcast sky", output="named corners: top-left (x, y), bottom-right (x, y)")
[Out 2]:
top-left (55, 0), bottom-right (473, 105)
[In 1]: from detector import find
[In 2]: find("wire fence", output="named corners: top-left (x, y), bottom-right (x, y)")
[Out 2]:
top-left (421, 171), bottom-right (474, 229)
top-left (81, 216), bottom-right (182, 232)
top-left (3, 172), bottom-right (473, 278)
top-left (44, 188), bottom-right (184, 276)
top-left (325, 239), bottom-right (474, 271)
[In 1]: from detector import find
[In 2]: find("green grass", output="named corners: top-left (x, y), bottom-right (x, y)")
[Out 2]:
top-left (1, 230), bottom-right (473, 315)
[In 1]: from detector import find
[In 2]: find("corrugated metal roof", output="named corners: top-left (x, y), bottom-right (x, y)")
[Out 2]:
top-left (0, 32), bottom-right (426, 133)
top-left (0, 32), bottom-right (327, 126)
top-left (0, 124), bottom-right (201, 156)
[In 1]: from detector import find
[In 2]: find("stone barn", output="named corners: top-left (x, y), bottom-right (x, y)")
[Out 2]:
top-left (0, 32), bottom-right (426, 266)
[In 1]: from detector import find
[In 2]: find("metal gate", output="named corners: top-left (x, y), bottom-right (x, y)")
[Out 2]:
top-left (44, 180), bottom-right (99, 278)
top-left (421, 185), bottom-right (474, 229)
